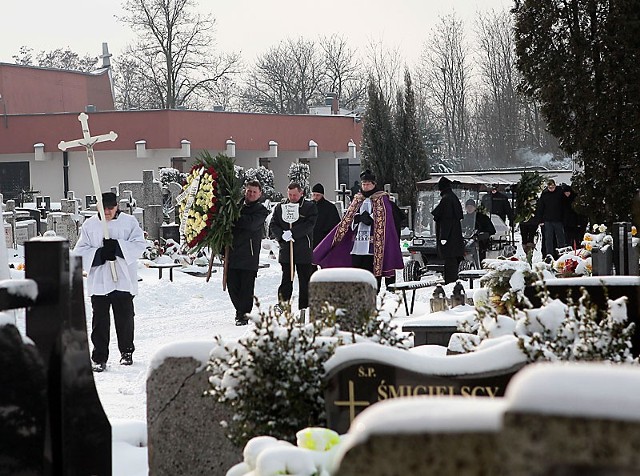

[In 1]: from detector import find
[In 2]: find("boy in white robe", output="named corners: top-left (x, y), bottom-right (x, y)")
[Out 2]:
top-left (73, 192), bottom-right (146, 372)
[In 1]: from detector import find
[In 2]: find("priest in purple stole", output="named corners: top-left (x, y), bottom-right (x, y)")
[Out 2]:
top-left (313, 170), bottom-right (403, 290)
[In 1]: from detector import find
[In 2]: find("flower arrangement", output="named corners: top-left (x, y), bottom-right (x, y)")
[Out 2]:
top-left (582, 223), bottom-right (613, 252)
top-left (178, 151), bottom-right (242, 255)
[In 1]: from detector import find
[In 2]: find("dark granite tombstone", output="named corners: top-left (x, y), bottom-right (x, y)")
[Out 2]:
top-left (324, 359), bottom-right (524, 434)
top-left (0, 239), bottom-right (112, 475)
top-left (335, 183), bottom-right (351, 207)
top-left (0, 325), bottom-right (47, 475)
top-left (161, 223), bottom-right (180, 243)
top-left (592, 246), bottom-right (614, 276)
top-left (613, 222), bottom-right (639, 276)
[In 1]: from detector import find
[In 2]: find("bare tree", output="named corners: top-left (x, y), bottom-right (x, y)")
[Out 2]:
top-left (241, 38), bottom-right (325, 114)
top-left (118, 0), bottom-right (240, 109)
top-left (474, 9), bottom-right (520, 166)
top-left (12, 46), bottom-right (97, 72)
top-left (363, 40), bottom-right (403, 109)
top-left (319, 34), bottom-right (366, 111)
top-left (419, 14), bottom-right (473, 168)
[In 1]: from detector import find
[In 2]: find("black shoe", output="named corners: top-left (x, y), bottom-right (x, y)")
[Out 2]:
top-left (120, 353), bottom-right (133, 366)
top-left (92, 362), bottom-right (106, 372)
top-left (273, 304), bottom-right (283, 316)
top-left (235, 318), bottom-right (249, 326)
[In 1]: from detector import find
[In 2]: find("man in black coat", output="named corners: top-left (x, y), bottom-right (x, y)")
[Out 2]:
top-left (227, 180), bottom-right (270, 325)
top-left (535, 179), bottom-right (567, 257)
top-left (269, 182), bottom-right (318, 310)
top-left (431, 176), bottom-right (465, 284)
top-left (481, 184), bottom-right (514, 224)
top-left (311, 183), bottom-right (340, 249)
top-left (561, 184), bottom-right (588, 250)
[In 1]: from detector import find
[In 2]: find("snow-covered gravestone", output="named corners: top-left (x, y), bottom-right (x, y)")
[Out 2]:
top-left (46, 213), bottom-right (79, 247)
top-left (308, 268), bottom-right (377, 327)
top-left (323, 338), bottom-right (527, 434)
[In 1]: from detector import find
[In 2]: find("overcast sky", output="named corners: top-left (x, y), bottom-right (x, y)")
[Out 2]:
top-left (2, 0), bottom-right (512, 68)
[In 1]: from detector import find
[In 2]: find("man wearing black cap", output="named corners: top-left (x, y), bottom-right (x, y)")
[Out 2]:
top-left (313, 170), bottom-right (404, 290)
top-left (74, 192), bottom-right (146, 372)
top-left (431, 176), bottom-right (465, 283)
top-left (463, 199), bottom-right (496, 262)
top-left (311, 183), bottom-right (340, 249)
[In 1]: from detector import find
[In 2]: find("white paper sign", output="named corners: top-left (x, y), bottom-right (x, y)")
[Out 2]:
top-left (281, 203), bottom-right (299, 224)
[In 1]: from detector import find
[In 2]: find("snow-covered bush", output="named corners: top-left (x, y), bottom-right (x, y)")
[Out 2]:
top-left (207, 301), bottom-right (408, 447)
top-left (287, 162), bottom-right (310, 195)
top-left (459, 287), bottom-right (637, 364)
top-left (158, 167), bottom-right (186, 186)
top-left (238, 166), bottom-right (283, 202)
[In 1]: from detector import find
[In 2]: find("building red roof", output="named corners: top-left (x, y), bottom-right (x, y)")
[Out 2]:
top-left (0, 63), bottom-right (114, 114)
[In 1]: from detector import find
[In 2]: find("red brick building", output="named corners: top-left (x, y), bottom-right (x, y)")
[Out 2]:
top-left (0, 63), bottom-right (362, 201)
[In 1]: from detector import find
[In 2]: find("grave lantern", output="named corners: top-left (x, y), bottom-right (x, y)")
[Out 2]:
top-left (430, 284), bottom-right (448, 313)
top-left (451, 281), bottom-right (466, 308)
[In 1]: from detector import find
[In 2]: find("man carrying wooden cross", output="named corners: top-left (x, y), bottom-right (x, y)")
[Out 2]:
top-left (269, 182), bottom-right (317, 312)
top-left (74, 192), bottom-right (146, 372)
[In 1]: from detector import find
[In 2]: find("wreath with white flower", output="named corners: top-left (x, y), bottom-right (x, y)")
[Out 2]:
top-left (178, 151), bottom-right (242, 257)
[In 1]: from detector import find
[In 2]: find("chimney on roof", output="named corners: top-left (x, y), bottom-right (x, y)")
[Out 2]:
top-left (325, 92), bottom-right (339, 115)
top-left (100, 43), bottom-right (112, 69)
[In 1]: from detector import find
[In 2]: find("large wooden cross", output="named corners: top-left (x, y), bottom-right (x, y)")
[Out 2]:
top-left (58, 113), bottom-right (119, 281)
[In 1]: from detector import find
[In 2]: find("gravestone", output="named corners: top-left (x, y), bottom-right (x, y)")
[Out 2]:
top-left (335, 184), bottom-right (351, 208)
top-left (119, 170), bottom-right (164, 239)
top-left (0, 239), bottom-right (111, 474)
top-left (308, 268), bottom-right (377, 328)
top-left (85, 195), bottom-right (97, 210)
top-left (160, 223), bottom-right (180, 243)
top-left (324, 343), bottom-right (526, 434)
top-left (4, 222), bottom-right (12, 248)
top-left (162, 182), bottom-right (183, 224)
top-left (46, 213), bottom-right (79, 247)
top-left (613, 222), bottom-right (639, 276)
top-left (592, 246), bottom-right (614, 275)
top-left (15, 220), bottom-right (37, 245)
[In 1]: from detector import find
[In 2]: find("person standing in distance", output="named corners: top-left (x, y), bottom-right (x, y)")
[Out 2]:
top-left (534, 179), bottom-right (566, 258)
top-left (311, 183), bottom-right (340, 250)
top-left (227, 180), bottom-right (269, 326)
top-left (269, 182), bottom-right (318, 311)
top-left (481, 184), bottom-right (514, 224)
top-left (74, 192), bottom-right (146, 372)
top-left (431, 177), bottom-right (465, 284)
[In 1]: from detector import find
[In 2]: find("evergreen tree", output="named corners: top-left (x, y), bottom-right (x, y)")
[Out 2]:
top-left (394, 70), bottom-right (430, 209)
top-left (514, 0), bottom-right (640, 224)
top-left (287, 162), bottom-right (311, 196)
top-left (361, 78), bottom-right (397, 192)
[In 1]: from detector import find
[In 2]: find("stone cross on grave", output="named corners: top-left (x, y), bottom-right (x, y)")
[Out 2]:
top-left (384, 183), bottom-right (399, 203)
top-left (335, 183), bottom-right (351, 208)
top-left (58, 113), bottom-right (118, 281)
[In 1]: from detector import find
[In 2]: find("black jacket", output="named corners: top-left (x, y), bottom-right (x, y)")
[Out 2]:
top-left (535, 188), bottom-right (565, 223)
top-left (431, 188), bottom-right (465, 259)
top-left (312, 198), bottom-right (340, 248)
top-left (481, 190), bottom-right (513, 222)
top-left (270, 199), bottom-right (318, 264)
top-left (228, 199), bottom-right (269, 271)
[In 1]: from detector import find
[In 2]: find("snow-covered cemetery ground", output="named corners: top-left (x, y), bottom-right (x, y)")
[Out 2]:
top-left (7, 222), bottom-right (640, 475)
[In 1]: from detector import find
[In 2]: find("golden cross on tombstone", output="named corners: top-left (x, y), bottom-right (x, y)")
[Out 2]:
top-left (334, 380), bottom-right (370, 423)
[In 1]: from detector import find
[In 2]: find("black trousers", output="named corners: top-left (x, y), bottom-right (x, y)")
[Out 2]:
top-left (278, 263), bottom-right (314, 309)
top-left (227, 268), bottom-right (258, 319)
top-left (351, 254), bottom-right (383, 291)
top-left (91, 291), bottom-right (135, 364)
top-left (444, 257), bottom-right (461, 284)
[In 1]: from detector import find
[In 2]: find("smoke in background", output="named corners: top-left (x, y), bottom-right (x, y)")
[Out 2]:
top-left (515, 148), bottom-right (573, 170)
